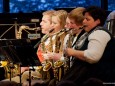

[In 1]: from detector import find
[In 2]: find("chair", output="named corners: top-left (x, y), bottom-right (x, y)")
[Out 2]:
top-left (105, 11), bottom-right (115, 37)
top-left (82, 78), bottom-right (105, 86)
top-left (0, 81), bottom-right (19, 86)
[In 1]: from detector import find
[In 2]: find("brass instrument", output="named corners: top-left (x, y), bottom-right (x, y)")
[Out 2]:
top-left (54, 60), bottom-right (64, 68)
top-left (35, 66), bottom-right (43, 74)
top-left (63, 25), bottom-right (86, 72)
top-left (0, 48), bottom-right (20, 79)
top-left (79, 25), bottom-right (87, 29)
top-left (16, 25), bottom-right (29, 39)
top-left (52, 29), bottom-right (71, 82)
top-left (41, 33), bottom-right (53, 71)
top-left (41, 59), bottom-right (54, 81)
top-left (53, 59), bottom-right (65, 81)
top-left (3, 62), bottom-right (20, 79)
top-left (63, 33), bottom-right (73, 73)
top-left (0, 61), bottom-right (8, 67)
top-left (40, 29), bottom-right (55, 81)
top-left (41, 34), bottom-right (49, 53)
top-left (16, 25), bottom-right (40, 39)
top-left (40, 29), bottom-right (66, 82)
top-left (40, 28), bottom-right (73, 82)
top-left (43, 60), bottom-right (52, 71)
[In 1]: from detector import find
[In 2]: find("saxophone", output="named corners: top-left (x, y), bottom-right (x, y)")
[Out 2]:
top-left (16, 25), bottom-right (29, 39)
top-left (41, 28), bottom-right (72, 82)
top-left (53, 28), bottom-right (71, 82)
top-left (41, 30), bottom-right (55, 80)
top-left (63, 26), bottom-right (86, 73)
top-left (41, 29), bottom-right (67, 81)
top-left (63, 33), bottom-right (73, 74)
top-left (0, 45), bottom-right (20, 79)
top-left (41, 34), bottom-right (49, 53)
top-left (42, 29), bottom-right (62, 70)
top-left (4, 63), bottom-right (20, 79)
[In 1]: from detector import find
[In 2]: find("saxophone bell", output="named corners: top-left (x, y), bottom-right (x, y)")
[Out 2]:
top-left (43, 61), bottom-right (52, 71)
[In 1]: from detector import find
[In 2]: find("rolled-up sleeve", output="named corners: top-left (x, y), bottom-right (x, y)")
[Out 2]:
top-left (84, 30), bottom-right (111, 64)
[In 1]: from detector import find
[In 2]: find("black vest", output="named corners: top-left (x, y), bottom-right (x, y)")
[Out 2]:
top-left (61, 26), bottom-right (115, 85)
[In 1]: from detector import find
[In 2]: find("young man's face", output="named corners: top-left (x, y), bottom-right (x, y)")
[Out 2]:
top-left (40, 15), bottom-right (52, 34)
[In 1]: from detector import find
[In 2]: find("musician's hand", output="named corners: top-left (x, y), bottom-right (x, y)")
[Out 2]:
top-left (65, 48), bottom-right (74, 57)
top-left (42, 53), bottom-right (51, 59)
top-left (43, 53), bottom-right (62, 61)
top-left (52, 53), bottom-right (62, 61)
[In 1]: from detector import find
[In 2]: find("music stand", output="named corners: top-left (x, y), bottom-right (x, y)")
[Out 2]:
top-left (0, 38), bottom-right (41, 86)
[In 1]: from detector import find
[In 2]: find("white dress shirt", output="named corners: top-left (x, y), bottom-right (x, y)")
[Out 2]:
top-left (84, 30), bottom-right (111, 64)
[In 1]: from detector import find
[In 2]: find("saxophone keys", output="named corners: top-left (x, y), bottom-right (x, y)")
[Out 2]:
top-left (43, 61), bottom-right (52, 71)
top-left (54, 60), bottom-right (64, 68)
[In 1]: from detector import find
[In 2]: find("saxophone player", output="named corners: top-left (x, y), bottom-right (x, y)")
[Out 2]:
top-left (17, 8), bottom-right (84, 86)
top-left (22, 10), bottom-right (58, 84)
top-left (41, 10), bottom-right (68, 61)
top-left (1, 10), bottom-right (56, 84)
top-left (37, 10), bottom-right (56, 63)
top-left (48, 7), bottom-right (86, 69)
top-left (22, 10), bottom-right (68, 86)
top-left (60, 6), bottom-right (110, 86)
top-left (44, 8), bottom-right (86, 85)
top-left (63, 7), bottom-right (86, 68)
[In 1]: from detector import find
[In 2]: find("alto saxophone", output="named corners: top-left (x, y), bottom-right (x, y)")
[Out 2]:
top-left (53, 29), bottom-right (71, 82)
top-left (16, 25), bottom-right (29, 39)
top-left (63, 26), bottom-right (86, 72)
top-left (41, 31), bottom-right (55, 80)
top-left (41, 34), bottom-right (49, 53)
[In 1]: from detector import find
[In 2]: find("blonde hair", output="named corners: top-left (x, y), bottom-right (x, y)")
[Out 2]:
top-left (52, 10), bottom-right (68, 29)
top-left (42, 10), bottom-right (55, 23)
top-left (68, 7), bottom-right (85, 25)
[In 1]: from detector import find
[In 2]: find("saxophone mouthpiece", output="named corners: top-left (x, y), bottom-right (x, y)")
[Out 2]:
top-left (65, 28), bottom-right (72, 32)
top-left (79, 25), bottom-right (87, 29)
top-left (49, 29), bottom-right (54, 33)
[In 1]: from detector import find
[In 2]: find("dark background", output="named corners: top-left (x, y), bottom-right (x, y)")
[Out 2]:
top-left (0, 0), bottom-right (114, 45)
